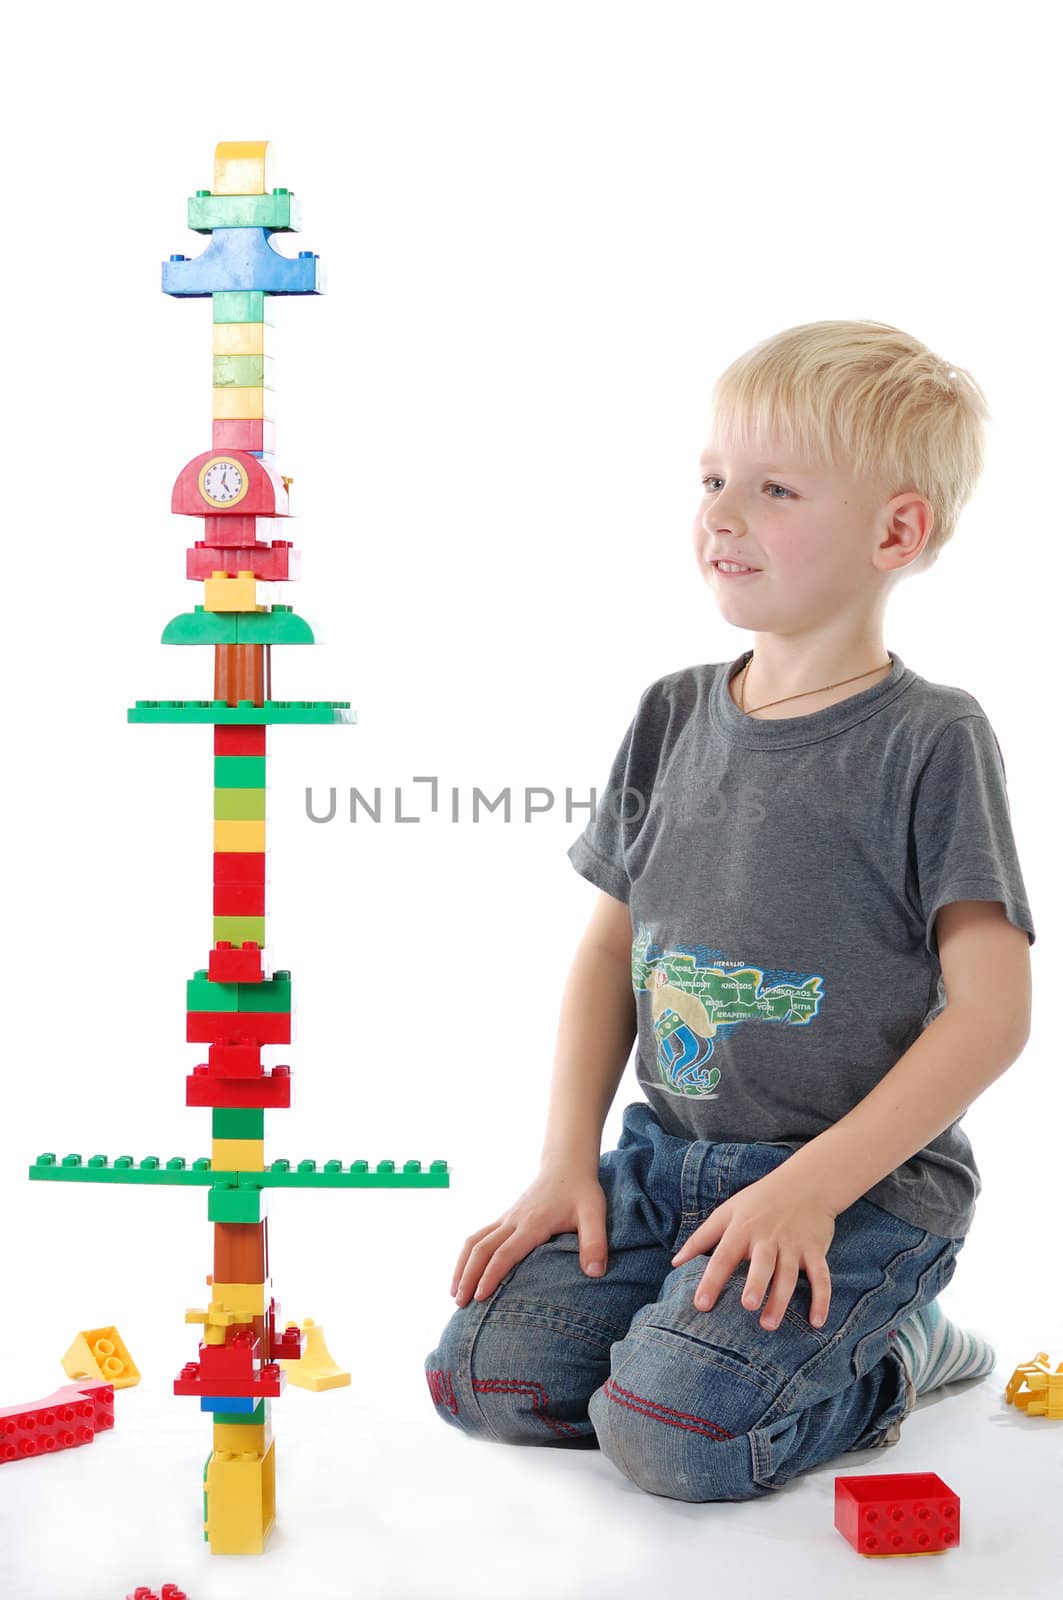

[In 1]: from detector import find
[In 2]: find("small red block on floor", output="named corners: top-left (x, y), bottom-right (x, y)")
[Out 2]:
top-left (834, 1471), bottom-right (960, 1557)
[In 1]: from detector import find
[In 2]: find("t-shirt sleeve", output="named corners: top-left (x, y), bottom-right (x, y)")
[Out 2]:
top-left (910, 713), bottom-right (1036, 961)
top-left (566, 684), bottom-right (660, 904)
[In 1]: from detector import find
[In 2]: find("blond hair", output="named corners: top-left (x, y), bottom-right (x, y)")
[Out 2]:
top-left (709, 320), bottom-right (990, 572)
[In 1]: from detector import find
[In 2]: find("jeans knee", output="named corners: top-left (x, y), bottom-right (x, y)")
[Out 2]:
top-left (424, 1312), bottom-right (475, 1434)
top-left (588, 1374), bottom-right (772, 1502)
top-left (424, 1309), bottom-right (599, 1447)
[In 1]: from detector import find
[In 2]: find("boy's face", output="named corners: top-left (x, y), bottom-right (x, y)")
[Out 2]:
top-left (690, 437), bottom-right (925, 626)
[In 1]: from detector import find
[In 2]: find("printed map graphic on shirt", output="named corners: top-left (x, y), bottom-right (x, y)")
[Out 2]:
top-left (631, 922), bottom-right (825, 1099)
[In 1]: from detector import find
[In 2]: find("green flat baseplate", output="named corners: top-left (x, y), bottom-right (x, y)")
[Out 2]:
top-left (128, 700), bottom-right (354, 724)
top-left (30, 1152), bottom-right (449, 1188)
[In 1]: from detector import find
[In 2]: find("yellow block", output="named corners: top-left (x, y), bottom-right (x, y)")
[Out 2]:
top-left (203, 571), bottom-right (263, 612)
top-left (213, 1418), bottom-right (272, 1455)
top-left (214, 140), bottom-right (273, 196)
top-left (212, 1137), bottom-right (265, 1171)
top-left (186, 1302), bottom-right (254, 1345)
top-left (210, 1281), bottom-right (268, 1316)
top-left (213, 322), bottom-right (274, 357)
top-left (213, 385), bottom-right (276, 422)
top-left (214, 819), bottom-right (267, 852)
top-left (62, 1324), bottom-right (140, 1389)
top-left (205, 1440), bottom-right (276, 1556)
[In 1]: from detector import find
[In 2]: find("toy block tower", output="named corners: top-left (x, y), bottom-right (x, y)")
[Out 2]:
top-left (29, 140), bottom-right (448, 1556)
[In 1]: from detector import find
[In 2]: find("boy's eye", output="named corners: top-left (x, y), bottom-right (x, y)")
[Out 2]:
top-left (700, 476), bottom-right (793, 499)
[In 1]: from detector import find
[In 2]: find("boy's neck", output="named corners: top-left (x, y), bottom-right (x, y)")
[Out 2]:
top-left (731, 638), bottom-right (893, 719)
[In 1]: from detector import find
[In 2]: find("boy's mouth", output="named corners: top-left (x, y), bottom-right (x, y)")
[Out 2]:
top-left (713, 560), bottom-right (761, 577)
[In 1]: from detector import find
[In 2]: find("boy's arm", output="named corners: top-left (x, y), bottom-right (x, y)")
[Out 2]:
top-left (540, 890), bottom-right (637, 1176)
top-left (782, 899), bottom-right (1032, 1216)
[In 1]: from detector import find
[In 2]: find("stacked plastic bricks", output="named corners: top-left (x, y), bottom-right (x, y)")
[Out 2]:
top-left (30, 140), bottom-right (449, 1556)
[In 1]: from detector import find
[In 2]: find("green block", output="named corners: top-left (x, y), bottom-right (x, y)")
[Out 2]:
top-left (186, 971), bottom-right (286, 1009)
top-left (214, 787), bottom-right (267, 821)
top-left (236, 1157), bottom-right (450, 1189)
top-left (129, 700), bottom-right (355, 725)
top-left (207, 1183), bottom-right (268, 1223)
top-left (162, 610), bottom-right (239, 646)
top-left (187, 971), bottom-right (238, 1011)
top-left (213, 354), bottom-right (273, 389)
top-left (235, 609), bottom-right (315, 645)
top-left (189, 192), bottom-right (302, 234)
top-left (214, 916), bottom-right (266, 944)
top-left (212, 1109), bottom-right (265, 1140)
top-left (213, 291), bottom-right (276, 325)
top-left (212, 1400), bottom-right (267, 1426)
top-left (30, 1153), bottom-right (223, 1187)
top-left (238, 973), bottom-right (291, 1012)
top-left (214, 756), bottom-right (266, 788)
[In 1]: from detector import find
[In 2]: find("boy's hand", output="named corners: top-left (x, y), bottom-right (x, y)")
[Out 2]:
top-left (670, 1165), bottom-right (837, 1332)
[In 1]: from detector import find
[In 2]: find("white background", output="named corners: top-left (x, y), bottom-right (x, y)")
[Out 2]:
top-left (1, 3), bottom-right (1059, 1598)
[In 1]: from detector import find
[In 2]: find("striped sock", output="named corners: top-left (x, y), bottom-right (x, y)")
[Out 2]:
top-left (889, 1298), bottom-right (996, 1396)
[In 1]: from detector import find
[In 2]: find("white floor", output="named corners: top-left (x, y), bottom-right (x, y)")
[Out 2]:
top-left (2, 1311), bottom-right (1059, 1600)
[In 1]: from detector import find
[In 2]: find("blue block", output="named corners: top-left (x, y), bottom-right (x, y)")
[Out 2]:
top-left (163, 229), bottom-right (326, 297)
top-left (199, 1394), bottom-right (258, 1414)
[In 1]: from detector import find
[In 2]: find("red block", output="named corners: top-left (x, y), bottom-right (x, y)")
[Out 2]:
top-left (195, 1331), bottom-right (262, 1385)
top-left (185, 1066), bottom-right (292, 1109)
top-left (0, 1381), bottom-right (115, 1465)
top-left (269, 1322), bottom-right (304, 1363)
top-left (187, 1012), bottom-right (290, 1046)
top-left (202, 514), bottom-right (259, 547)
top-left (207, 1040), bottom-right (262, 1076)
top-left (208, 943), bottom-right (266, 983)
top-left (127, 1588), bottom-right (188, 1600)
top-left (174, 1359), bottom-right (284, 1400)
top-left (187, 541), bottom-right (298, 581)
top-left (213, 726), bottom-right (266, 757)
top-left (214, 852), bottom-right (267, 885)
top-left (212, 417), bottom-right (276, 454)
top-left (214, 883), bottom-right (266, 916)
top-left (835, 1472), bottom-right (960, 1557)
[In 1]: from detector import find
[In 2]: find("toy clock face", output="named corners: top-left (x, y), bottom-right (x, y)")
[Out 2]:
top-left (198, 456), bottom-right (249, 508)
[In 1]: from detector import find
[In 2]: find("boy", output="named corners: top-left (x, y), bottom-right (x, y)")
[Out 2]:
top-left (423, 320), bottom-right (1035, 1501)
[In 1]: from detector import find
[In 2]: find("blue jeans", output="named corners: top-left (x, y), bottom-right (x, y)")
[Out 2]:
top-left (424, 1101), bottom-right (965, 1501)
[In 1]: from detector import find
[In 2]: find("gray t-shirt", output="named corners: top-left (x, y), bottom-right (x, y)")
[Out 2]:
top-left (566, 648), bottom-right (1035, 1239)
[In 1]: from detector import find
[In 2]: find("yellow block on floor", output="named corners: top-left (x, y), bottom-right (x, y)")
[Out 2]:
top-left (62, 1325), bottom-right (140, 1389)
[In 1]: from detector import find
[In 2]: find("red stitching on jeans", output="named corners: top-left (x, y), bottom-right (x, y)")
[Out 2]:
top-left (425, 1368), bottom-right (458, 1415)
top-left (472, 1377), bottom-right (583, 1438)
top-left (604, 1376), bottom-right (735, 1440)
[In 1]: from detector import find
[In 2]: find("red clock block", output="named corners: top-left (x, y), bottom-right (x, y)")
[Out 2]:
top-left (835, 1472), bottom-right (960, 1557)
top-left (172, 449), bottom-right (289, 517)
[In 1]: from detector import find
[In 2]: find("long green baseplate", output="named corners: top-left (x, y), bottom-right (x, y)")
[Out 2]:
top-left (128, 699), bottom-right (355, 723)
top-left (29, 1153), bottom-right (449, 1188)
